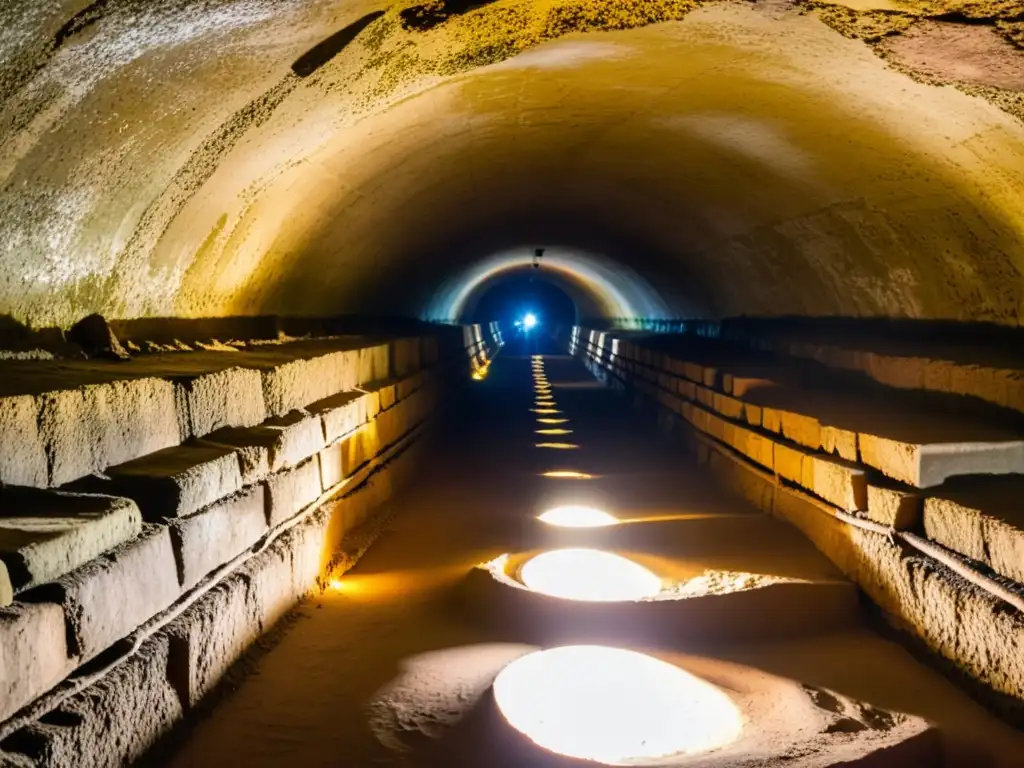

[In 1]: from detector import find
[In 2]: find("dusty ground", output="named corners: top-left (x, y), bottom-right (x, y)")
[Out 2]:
top-left (156, 337), bottom-right (1024, 767)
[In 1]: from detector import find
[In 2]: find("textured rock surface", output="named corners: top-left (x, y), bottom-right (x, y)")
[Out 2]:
top-left (4, 636), bottom-right (183, 768)
top-left (37, 525), bottom-right (180, 660)
top-left (0, 602), bottom-right (75, 722)
top-left (174, 367), bottom-right (267, 438)
top-left (0, 396), bottom-right (47, 488)
top-left (39, 379), bottom-right (183, 487)
top-left (168, 486), bottom-right (268, 590)
top-left (0, 489), bottom-right (141, 591)
top-left (924, 476), bottom-right (1024, 584)
top-left (105, 444), bottom-right (244, 521)
top-left (264, 458), bottom-right (322, 526)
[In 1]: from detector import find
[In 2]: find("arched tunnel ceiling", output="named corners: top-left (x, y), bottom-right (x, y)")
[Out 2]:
top-left (1, 0), bottom-right (1023, 329)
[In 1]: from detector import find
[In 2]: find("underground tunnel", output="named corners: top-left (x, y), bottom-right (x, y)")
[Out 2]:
top-left (1, 0), bottom-right (1024, 765)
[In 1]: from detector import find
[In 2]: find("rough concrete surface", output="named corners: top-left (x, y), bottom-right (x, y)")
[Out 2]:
top-left (0, 488), bottom-right (142, 592)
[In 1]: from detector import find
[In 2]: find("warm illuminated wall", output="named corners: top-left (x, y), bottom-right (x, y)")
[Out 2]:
top-left (1, 0), bottom-right (1022, 329)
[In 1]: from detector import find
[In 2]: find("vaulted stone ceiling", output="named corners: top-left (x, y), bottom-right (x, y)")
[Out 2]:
top-left (1, 0), bottom-right (1022, 328)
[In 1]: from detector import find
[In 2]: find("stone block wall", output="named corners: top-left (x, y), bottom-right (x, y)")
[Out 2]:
top-left (567, 324), bottom-right (1024, 723)
top-left (0, 323), bottom-right (500, 765)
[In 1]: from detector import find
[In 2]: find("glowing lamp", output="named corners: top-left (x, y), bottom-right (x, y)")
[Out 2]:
top-left (538, 506), bottom-right (616, 528)
top-left (536, 428), bottom-right (572, 435)
top-left (519, 548), bottom-right (660, 601)
top-left (523, 313), bottom-right (538, 330)
top-left (535, 442), bottom-right (577, 449)
top-left (540, 470), bottom-right (592, 479)
top-left (492, 646), bottom-right (741, 764)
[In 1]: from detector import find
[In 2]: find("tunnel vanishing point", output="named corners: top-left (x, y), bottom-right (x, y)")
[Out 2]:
top-left (2, 0), bottom-right (1024, 765)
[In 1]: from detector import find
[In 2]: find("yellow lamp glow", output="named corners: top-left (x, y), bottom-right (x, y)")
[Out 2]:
top-left (538, 506), bottom-right (617, 528)
top-left (519, 548), bottom-right (661, 601)
top-left (536, 428), bottom-right (572, 435)
top-left (532, 408), bottom-right (561, 415)
top-left (492, 646), bottom-right (742, 764)
top-left (535, 442), bottom-right (578, 449)
top-left (541, 470), bottom-right (593, 479)
top-left (537, 418), bottom-right (568, 424)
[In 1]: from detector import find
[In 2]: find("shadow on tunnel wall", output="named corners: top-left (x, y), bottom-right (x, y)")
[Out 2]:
top-left (292, 11), bottom-right (386, 77)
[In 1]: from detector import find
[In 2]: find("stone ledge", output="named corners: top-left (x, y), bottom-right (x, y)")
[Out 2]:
top-left (40, 378), bottom-right (183, 489)
top-left (102, 444), bottom-right (243, 521)
top-left (29, 525), bottom-right (180, 661)
top-left (0, 489), bottom-right (142, 595)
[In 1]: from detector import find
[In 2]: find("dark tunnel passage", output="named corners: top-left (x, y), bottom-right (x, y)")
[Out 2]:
top-left (1, 0), bottom-right (1024, 765)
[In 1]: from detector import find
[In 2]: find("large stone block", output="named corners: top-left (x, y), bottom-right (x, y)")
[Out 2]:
top-left (801, 454), bottom-right (867, 512)
top-left (774, 443), bottom-right (805, 485)
top-left (264, 459), bottom-right (322, 527)
top-left (357, 344), bottom-right (391, 385)
top-left (318, 443), bottom-right (346, 491)
top-left (261, 348), bottom-right (359, 416)
top-left (0, 602), bottom-right (75, 722)
top-left (105, 444), bottom-right (243, 521)
top-left (923, 477), bottom-right (1024, 584)
top-left (821, 424), bottom-right (857, 462)
top-left (200, 410), bottom-right (325, 484)
top-left (174, 366), bottom-right (266, 438)
top-left (288, 507), bottom-right (331, 594)
top-left (867, 484), bottom-right (920, 530)
top-left (4, 635), bottom-right (182, 768)
top-left (310, 391), bottom-right (366, 444)
top-left (0, 396), bottom-right (47, 489)
top-left (36, 525), bottom-right (180, 660)
top-left (168, 486), bottom-right (268, 590)
top-left (40, 378), bottom-right (182, 487)
top-left (165, 573), bottom-right (258, 709)
top-left (0, 488), bottom-right (142, 592)
top-left (859, 434), bottom-right (1024, 488)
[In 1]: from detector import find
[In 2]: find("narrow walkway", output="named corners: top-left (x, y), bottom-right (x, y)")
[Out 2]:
top-left (162, 336), bottom-right (1024, 767)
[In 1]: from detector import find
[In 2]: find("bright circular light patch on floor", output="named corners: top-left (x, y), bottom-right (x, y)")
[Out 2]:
top-left (541, 470), bottom-right (593, 479)
top-left (492, 645), bottom-right (741, 765)
top-left (538, 506), bottom-right (617, 528)
top-left (520, 548), bottom-right (661, 601)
